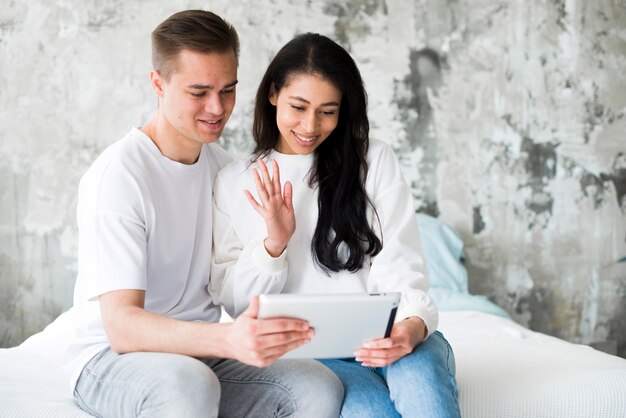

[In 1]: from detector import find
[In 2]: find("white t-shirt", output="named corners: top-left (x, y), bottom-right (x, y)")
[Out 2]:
top-left (210, 139), bottom-right (438, 336)
top-left (60, 128), bottom-right (231, 389)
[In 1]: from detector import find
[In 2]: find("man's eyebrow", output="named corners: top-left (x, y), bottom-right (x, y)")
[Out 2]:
top-left (288, 96), bottom-right (340, 106)
top-left (188, 80), bottom-right (239, 90)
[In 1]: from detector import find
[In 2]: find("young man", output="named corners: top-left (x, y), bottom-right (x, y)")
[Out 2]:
top-left (59, 10), bottom-right (342, 417)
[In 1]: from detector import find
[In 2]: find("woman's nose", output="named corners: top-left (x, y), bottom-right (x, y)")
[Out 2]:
top-left (301, 111), bottom-right (318, 133)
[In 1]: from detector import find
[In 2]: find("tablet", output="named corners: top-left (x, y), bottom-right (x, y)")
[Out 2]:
top-left (257, 293), bottom-right (400, 359)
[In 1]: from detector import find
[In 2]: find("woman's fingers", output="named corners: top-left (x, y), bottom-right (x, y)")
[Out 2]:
top-left (252, 168), bottom-right (269, 203)
top-left (283, 181), bottom-right (293, 210)
top-left (258, 159), bottom-right (274, 196)
top-left (272, 159), bottom-right (282, 195)
top-left (358, 355), bottom-right (404, 368)
top-left (353, 335), bottom-right (412, 367)
top-left (244, 190), bottom-right (264, 214)
top-left (362, 336), bottom-right (398, 349)
top-left (354, 345), bottom-right (406, 360)
top-left (354, 345), bottom-right (410, 367)
top-left (249, 160), bottom-right (292, 214)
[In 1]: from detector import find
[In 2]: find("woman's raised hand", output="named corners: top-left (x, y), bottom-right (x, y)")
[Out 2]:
top-left (244, 159), bottom-right (295, 257)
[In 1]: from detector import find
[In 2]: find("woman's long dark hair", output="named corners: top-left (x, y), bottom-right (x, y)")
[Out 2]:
top-left (253, 33), bottom-right (382, 274)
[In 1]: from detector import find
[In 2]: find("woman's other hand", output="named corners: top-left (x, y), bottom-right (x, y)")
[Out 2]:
top-left (353, 316), bottom-right (427, 367)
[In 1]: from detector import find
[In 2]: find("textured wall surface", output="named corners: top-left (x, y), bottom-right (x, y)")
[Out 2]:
top-left (1, 1), bottom-right (625, 356)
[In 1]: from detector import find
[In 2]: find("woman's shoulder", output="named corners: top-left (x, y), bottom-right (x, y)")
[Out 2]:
top-left (364, 139), bottom-right (407, 194)
top-left (368, 138), bottom-right (393, 151)
top-left (366, 139), bottom-right (398, 167)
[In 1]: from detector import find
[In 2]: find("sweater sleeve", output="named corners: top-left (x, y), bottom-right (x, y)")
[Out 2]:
top-left (366, 142), bottom-right (439, 337)
top-left (209, 170), bottom-right (289, 318)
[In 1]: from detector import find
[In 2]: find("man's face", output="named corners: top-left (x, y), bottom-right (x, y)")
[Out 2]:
top-left (154, 49), bottom-right (238, 147)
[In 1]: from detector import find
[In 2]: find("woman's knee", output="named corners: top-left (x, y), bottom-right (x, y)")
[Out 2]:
top-left (424, 331), bottom-right (456, 375)
top-left (321, 359), bottom-right (395, 414)
top-left (386, 332), bottom-right (459, 408)
top-left (383, 334), bottom-right (460, 417)
top-left (388, 332), bottom-right (456, 382)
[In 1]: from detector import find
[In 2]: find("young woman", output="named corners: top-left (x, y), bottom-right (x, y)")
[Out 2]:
top-left (210, 33), bottom-right (460, 417)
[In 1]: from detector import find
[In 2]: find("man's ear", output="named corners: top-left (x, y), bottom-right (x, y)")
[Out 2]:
top-left (150, 69), bottom-right (165, 97)
top-left (268, 83), bottom-right (278, 106)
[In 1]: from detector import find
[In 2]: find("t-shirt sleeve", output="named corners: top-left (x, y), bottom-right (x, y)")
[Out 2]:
top-left (76, 159), bottom-right (148, 301)
top-left (366, 142), bottom-right (439, 337)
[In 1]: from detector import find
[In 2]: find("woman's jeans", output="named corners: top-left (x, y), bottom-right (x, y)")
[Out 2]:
top-left (320, 331), bottom-right (461, 418)
top-left (74, 347), bottom-right (343, 418)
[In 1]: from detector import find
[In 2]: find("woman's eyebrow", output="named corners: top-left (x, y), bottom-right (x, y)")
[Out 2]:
top-left (288, 96), bottom-right (339, 106)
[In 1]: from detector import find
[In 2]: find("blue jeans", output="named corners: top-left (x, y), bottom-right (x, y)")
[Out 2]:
top-left (319, 331), bottom-right (460, 418)
top-left (74, 347), bottom-right (343, 417)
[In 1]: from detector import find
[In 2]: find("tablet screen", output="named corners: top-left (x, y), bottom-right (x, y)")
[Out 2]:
top-left (258, 293), bottom-right (400, 359)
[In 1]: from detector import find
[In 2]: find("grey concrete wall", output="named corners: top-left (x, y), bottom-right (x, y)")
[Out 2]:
top-left (1, 1), bottom-right (625, 356)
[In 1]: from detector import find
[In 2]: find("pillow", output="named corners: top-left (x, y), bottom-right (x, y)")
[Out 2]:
top-left (416, 213), bottom-right (511, 318)
top-left (416, 213), bottom-right (468, 293)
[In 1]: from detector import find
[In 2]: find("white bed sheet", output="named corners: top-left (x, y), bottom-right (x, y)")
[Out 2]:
top-left (0, 310), bottom-right (89, 418)
top-left (0, 345), bottom-right (90, 418)
top-left (2, 311), bottom-right (625, 417)
top-left (438, 311), bottom-right (626, 418)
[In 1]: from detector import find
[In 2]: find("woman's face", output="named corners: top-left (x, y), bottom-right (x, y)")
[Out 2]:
top-left (270, 74), bottom-right (342, 155)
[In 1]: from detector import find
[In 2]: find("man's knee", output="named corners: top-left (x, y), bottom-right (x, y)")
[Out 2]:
top-left (146, 355), bottom-right (221, 417)
top-left (285, 360), bottom-right (344, 416)
top-left (310, 363), bottom-right (344, 411)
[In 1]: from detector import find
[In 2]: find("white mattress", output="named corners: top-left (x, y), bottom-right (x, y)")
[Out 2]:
top-left (438, 311), bottom-right (626, 418)
top-left (0, 345), bottom-right (90, 418)
top-left (0, 311), bottom-right (90, 417)
top-left (1, 311), bottom-right (625, 417)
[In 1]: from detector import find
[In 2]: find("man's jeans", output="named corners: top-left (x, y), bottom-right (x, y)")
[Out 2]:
top-left (320, 331), bottom-right (461, 418)
top-left (74, 347), bottom-right (343, 417)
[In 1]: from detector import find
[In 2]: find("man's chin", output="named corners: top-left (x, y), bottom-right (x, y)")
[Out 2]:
top-left (197, 131), bottom-right (223, 144)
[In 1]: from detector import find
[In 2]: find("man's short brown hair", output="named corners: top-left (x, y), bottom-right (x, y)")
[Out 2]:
top-left (151, 10), bottom-right (239, 80)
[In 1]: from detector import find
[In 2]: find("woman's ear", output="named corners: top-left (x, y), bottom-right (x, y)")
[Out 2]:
top-left (268, 83), bottom-right (278, 106)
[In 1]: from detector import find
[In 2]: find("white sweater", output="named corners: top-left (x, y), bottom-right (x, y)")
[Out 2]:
top-left (210, 139), bottom-right (438, 336)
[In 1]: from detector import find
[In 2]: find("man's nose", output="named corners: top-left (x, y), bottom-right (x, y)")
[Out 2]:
top-left (204, 94), bottom-right (224, 116)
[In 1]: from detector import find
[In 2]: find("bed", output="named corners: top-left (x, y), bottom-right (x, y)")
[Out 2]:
top-left (2, 214), bottom-right (625, 417)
